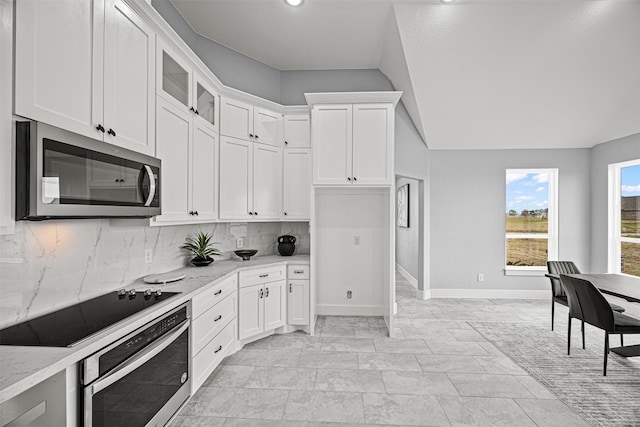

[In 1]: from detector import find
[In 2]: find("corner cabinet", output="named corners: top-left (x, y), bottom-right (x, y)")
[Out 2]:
top-left (153, 97), bottom-right (218, 225)
top-left (283, 149), bottom-right (311, 219)
top-left (312, 103), bottom-right (394, 186)
top-left (238, 266), bottom-right (287, 341)
top-left (15, 0), bottom-right (156, 155)
top-left (219, 136), bottom-right (282, 220)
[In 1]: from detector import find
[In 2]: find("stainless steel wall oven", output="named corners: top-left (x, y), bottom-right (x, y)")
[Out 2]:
top-left (82, 304), bottom-right (190, 427)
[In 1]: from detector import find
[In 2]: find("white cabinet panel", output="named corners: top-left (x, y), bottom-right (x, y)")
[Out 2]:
top-left (312, 105), bottom-right (352, 185)
top-left (253, 144), bottom-right (282, 219)
top-left (219, 136), bottom-right (253, 220)
top-left (103, 0), bottom-right (155, 155)
top-left (155, 98), bottom-right (190, 222)
top-left (192, 319), bottom-right (235, 392)
top-left (192, 291), bottom-right (236, 355)
top-left (220, 98), bottom-right (253, 140)
top-left (192, 275), bottom-right (237, 319)
top-left (284, 114), bottom-right (310, 148)
top-left (264, 280), bottom-right (286, 331)
top-left (238, 284), bottom-right (264, 340)
top-left (352, 104), bottom-right (393, 185)
top-left (193, 72), bottom-right (219, 132)
top-left (287, 264), bottom-right (310, 280)
top-left (15, 0), bottom-right (103, 140)
top-left (283, 149), bottom-right (311, 219)
top-left (191, 122), bottom-right (218, 221)
top-left (254, 107), bottom-right (282, 147)
top-left (239, 265), bottom-right (286, 288)
top-left (288, 279), bottom-right (309, 326)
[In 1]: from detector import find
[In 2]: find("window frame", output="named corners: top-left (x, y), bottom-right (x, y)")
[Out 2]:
top-left (504, 168), bottom-right (558, 276)
top-left (608, 159), bottom-right (640, 276)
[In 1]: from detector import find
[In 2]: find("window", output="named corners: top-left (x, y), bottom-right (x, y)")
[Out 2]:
top-left (609, 159), bottom-right (640, 277)
top-left (505, 169), bottom-right (558, 275)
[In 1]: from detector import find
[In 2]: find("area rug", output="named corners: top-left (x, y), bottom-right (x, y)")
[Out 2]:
top-left (469, 321), bottom-right (640, 426)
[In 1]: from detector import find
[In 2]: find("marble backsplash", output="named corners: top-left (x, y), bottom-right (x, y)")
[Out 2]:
top-left (0, 220), bottom-right (309, 327)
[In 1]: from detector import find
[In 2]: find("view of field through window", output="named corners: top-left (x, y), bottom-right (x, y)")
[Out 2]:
top-left (505, 172), bottom-right (550, 266)
top-left (620, 164), bottom-right (640, 277)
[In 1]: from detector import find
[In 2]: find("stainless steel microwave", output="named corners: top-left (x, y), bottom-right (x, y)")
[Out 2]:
top-left (16, 121), bottom-right (161, 220)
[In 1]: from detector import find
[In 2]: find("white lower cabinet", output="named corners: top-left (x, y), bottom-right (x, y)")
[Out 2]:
top-left (191, 275), bottom-right (238, 393)
top-left (238, 267), bottom-right (286, 340)
top-left (287, 264), bottom-right (310, 326)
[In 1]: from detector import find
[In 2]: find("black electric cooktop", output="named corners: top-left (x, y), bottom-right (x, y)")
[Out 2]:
top-left (0, 290), bottom-right (180, 347)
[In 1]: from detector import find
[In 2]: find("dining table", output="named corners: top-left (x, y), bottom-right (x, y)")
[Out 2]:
top-left (547, 273), bottom-right (640, 357)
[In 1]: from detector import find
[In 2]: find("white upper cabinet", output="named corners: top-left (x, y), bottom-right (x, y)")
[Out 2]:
top-left (15, 0), bottom-right (155, 155)
top-left (312, 103), bottom-right (393, 186)
top-left (219, 136), bottom-right (282, 221)
top-left (352, 104), bottom-right (393, 185)
top-left (220, 98), bottom-right (253, 141)
top-left (221, 97), bottom-right (283, 147)
top-left (312, 104), bottom-right (352, 185)
top-left (153, 97), bottom-right (218, 225)
top-left (283, 149), bottom-right (311, 220)
top-left (157, 39), bottom-right (219, 134)
top-left (103, 0), bottom-right (155, 155)
top-left (283, 114), bottom-right (311, 148)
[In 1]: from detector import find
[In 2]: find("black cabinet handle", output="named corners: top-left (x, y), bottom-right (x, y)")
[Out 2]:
top-left (107, 128), bottom-right (116, 137)
top-left (195, 109), bottom-right (199, 115)
top-left (96, 124), bottom-right (105, 133)
top-left (214, 315), bottom-right (222, 322)
top-left (214, 345), bottom-right (222, 353)
top-left (115, 179), bottom-right (120, 183)
top-left (190, 107), bottom-right (195, 112)
top-left (214, 289), bottom-right (222, 296)
top-left (289, 283), bottom-right (292, 293)
top-left (254, 134), bottom-right (259, 139)
top-left (265, 287), bottom-right (269, 297)
top-left (188, 211), bottom-right (193, 215)
top-left (249, 212), bottom-right (254, 216)
top-left (259, 273), bottom-right (269, 278)
top-left (194, 211), bottom-right (199, 216)
top-left (284, 141), bottom-right (288, 145)
top-left (249, 134), bottom-right (254, 138)
top-left (254, 212), bottom-right (258, 216)
top-left (259, 289), bottom-right (264, 298)
top-left (347, 177), bottom-right (351, 181)
top-left (284, 212), bottom-right (287, 216)
top-left (353, 177), bottom-right (357, 181)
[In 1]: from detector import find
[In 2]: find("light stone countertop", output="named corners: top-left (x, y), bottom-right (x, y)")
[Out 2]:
top-left (0, 254), bottom-right (309, 404)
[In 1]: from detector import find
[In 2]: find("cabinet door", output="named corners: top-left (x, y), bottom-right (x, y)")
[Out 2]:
top-left (191, 122), bottom-right (218, 221)
top-left (157, 39), bottom-right (191, 111)
top-left (14, 0), bottom-right (104, 141)
top-left (238, 284), bottom-right (264, 340)
top-left (193, 73), bottom-right (218, 132)
top-left (264, 280), bottom-right (286, 331)
top-left (154, 98), bottom-right (191, 222)
top-left (287, 280), bottom-right (309, 326)
top-left (220, 97), bottom-right (253, 140)
top-left (254, 107), bottom-right (282, 147)
top-left (283, 149), bottom-right (311, 219)
top-left (253, 144), bottom-right (282, 219)
top-left (219, 136), bottom-right (253, 220)
top-left (103, 0), bottom-right (155, 155)
top-left (312, 104), bottom-right (352, 185)
top-left (352, 104), bottom-right (393, 185)
top-left (284, 114), bottom-right (310, 148)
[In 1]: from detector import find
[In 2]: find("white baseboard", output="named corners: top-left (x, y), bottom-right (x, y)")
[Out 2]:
top-left (416, 289), bottom-right (430, 300)
top-left (429, 289), bottom-right (549, 299)
top-left (316, 304), bottom-right (384, 316)
top-left (396, 263), bottom-right (418, 288)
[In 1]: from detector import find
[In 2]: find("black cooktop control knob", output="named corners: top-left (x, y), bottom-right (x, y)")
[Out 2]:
top-left (117, 289), bottom-right (127, 299)
top-left (128, 289), bottom-right (137, 299)
top-left (154, 290), bottom-right (162, 298)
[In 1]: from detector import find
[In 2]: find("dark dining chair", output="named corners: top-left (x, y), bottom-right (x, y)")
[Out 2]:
top-left (546, 261), bottom-right (625, 347)
top-left (559, 274), bottom-right (640, 375)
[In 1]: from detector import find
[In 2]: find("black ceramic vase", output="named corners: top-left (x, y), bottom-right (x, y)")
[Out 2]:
top-left (191, 256), bottom-right (214, 267)
top-left (277, 235), bottom-right (296, 256)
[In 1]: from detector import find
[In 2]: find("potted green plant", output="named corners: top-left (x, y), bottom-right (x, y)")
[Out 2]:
top-left (181, 232), bottom-right (221, 266)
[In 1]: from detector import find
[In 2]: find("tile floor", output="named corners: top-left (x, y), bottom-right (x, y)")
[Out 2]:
top-left (171, 274), bottom-right (599, 426)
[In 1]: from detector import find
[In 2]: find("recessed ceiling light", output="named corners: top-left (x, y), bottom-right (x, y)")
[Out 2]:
top-left (285, 0), bottom-right (303, 6)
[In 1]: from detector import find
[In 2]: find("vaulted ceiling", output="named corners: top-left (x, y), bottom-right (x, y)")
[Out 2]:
top-left (171, 0), bottom-right (640, 150)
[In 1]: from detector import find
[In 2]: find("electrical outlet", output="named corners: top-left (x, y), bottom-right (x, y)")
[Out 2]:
top-left (144, 249), bottom-right (153, 264)
top-left (236, 238), bottom-right (243, 248)
top-left (347, 290), bottom-right (352, 299)
top-left (353, 236), bottom-right (360, 245)
top-left (478, 273), bottom-right (485, 282)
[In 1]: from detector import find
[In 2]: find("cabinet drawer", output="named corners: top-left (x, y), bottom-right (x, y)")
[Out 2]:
top-left (287, 264), bottom-right (309, 280)
top-left (192, 319), bottom-right (235, 392)
top-left (192, 274), bottom-right (237, 319)
top-left (239, 265), bottom-right (285, 287)
top-left (192, 291), bottom-right (237, 355)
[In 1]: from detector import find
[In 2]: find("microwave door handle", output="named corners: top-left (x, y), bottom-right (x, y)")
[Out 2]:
top-left (89, 320), bottom-right (188, 395)
top-left (141, 165), bottom-right (156, 207)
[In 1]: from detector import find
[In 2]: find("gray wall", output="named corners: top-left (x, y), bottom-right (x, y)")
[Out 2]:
top-left (429, 148), bottom-right (592, 291)
top-left (590, 133), bottom-right (640, 273)
top-left (396, 177), bottom-right (420, 280)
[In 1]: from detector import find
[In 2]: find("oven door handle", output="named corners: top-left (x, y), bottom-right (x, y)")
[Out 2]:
top-left (89, 320), bottom-right (189, 395)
